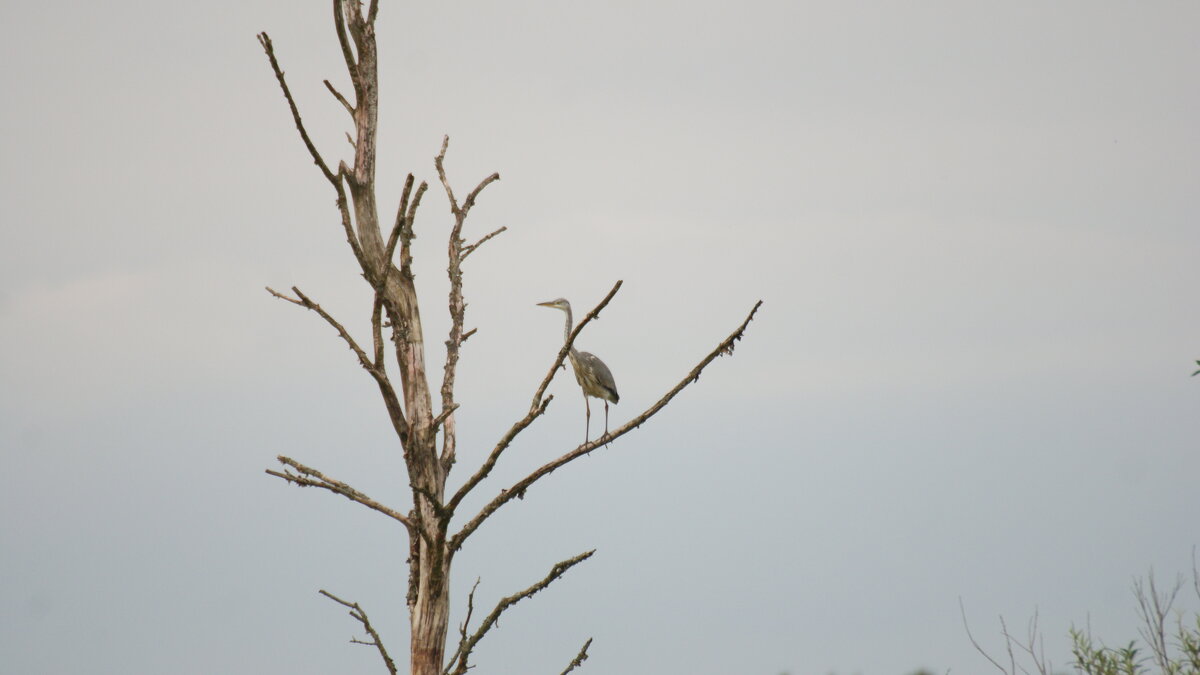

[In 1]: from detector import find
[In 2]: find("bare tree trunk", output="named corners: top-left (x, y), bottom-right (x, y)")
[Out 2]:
top-left (257, 3), bottom-right (760, 674)
top-left (410, 547), bottom-right (450, 674)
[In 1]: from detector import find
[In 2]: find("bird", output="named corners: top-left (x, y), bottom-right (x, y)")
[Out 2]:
top-left (537, 298), bottom-right (619, 442)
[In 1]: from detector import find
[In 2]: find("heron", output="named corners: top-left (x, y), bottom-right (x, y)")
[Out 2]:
top-left (537, 298), bottom-right (619, 442)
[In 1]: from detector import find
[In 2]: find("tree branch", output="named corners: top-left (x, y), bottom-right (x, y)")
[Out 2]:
top-left (444, 550), bottom-right (595, 675)
top-left (462, 226), bottom-right (507, 260)
top-left (372, 292), bottom-right (386, 371)
top-left (434, 404), bottom-right (461, 431)
top-left (450, 299), bottom-right (761, 552)
top-left (444, 578), bottom-right (480, 675)
top-left (386, 174), bottom-right (415, 280)
top-left (407, 180), bottom-right (429, 226)
top-left (1134, 571), bottom-right (1182, 674)
top-left (265, 286), bottom-right (407, 443)
top-left (324, 79), bottom-right (354, 116)
top-left (267, 455), bottom-right (414, 532)
top-left (332, 0), bottom-right (358, 90)
top-left (461, 172), bottom-right (501, 217)
top-left (960, 598), bottom-right (1012, 675)
top-left (436, 137), bottom-right (502, 472)
top-left (319, 589), bottom-right (398, 675)
top-left (401, 180), bottom-right (429, 277)
top-left (257, 32), bottom-right (338, 186)
top-left (558, 638), bottom-right (593, 675)
top-left (266, 286), bottom-right (376, 372)
top-left (434, 136), bottom-right (457, 213)
top-left (258, 31), bottom-right (366, 272)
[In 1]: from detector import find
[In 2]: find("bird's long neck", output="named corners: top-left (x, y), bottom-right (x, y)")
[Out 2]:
top-left (562, 306), bottom-right (578, 357)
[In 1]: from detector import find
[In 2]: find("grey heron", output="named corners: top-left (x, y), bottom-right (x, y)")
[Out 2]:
top-left (537, 298), bottom-right (619, 441)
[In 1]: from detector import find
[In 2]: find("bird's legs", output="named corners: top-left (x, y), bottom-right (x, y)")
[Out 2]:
top-left (583, 394), bottom-right (591, 443)
top-left (603, 401), bottom-right (610, 438)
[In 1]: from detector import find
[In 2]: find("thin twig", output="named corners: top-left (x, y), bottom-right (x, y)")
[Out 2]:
top-left (450, 299), bottom-right (761, 552)
top-left (265, 286), bottom-right (407, 444)
top-left (462, 226), bottom-right (507, 260)
top-left (960, 598), bottom-right (1011, 675)
top-left (999, 615), bottom-right (1017, 675)
top-left (558, 638), bottom-right (593, 675)
top-left (257, 31), bottom-right (365, 269)
top-left (407, 180), bottom-right (429, 225)
top-left (1134, 571), bottom-right (1182, 673)
top-left (267, 456), bottom-right (413, 531)
top-left (444, 578), bottom-right (481, 675)
top-left (435, 136), bottom-right (457, 212)
top-left (434, 404), bottom-right (461, 430)
top-left (445, 551), bottom-right (595, 675)
top-left (997, 611), bottom-right (1052, 675)
top-left (257, 33), bottom-right (337, 185)
top-left (324, 79), bottom-right (354, 116)
top-left (319, 589), bottom-right (398, 675)
top-left (266, 286), bottom-right (375, 373)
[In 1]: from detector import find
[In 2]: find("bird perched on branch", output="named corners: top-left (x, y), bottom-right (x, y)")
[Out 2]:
top-left (537, 298), bottom-right (619, 442)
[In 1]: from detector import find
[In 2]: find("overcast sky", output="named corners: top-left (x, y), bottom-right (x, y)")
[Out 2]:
top-left (2, 1), bottom-right (1198, 674)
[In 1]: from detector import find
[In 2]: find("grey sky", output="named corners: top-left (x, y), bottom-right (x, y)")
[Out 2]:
top-left (2, 1), bottom-right (1198, 673)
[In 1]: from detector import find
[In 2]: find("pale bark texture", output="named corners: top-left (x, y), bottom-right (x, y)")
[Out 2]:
top-left (258, 3), bottom-right (760, 674)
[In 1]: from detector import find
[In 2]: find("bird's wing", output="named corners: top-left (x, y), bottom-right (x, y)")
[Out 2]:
top-left (577, 351), bottom-right (619, 403)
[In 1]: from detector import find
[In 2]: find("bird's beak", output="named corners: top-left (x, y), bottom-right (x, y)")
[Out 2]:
top-left (536, 301), bottom-right (554, 308)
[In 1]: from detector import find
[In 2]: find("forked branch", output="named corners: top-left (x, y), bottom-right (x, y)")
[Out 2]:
top-left (320, 589), bottom-right (398, 675)
top-left (450, 299), bottom-right (761, 551)
top-left (437, 135), bottom-right (502, 471)
top-left (444, 550), bottom-right (596, 675)
top-left (435, 136), bottom-right (502, 220)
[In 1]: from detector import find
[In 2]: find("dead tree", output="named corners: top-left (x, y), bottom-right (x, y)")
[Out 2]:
top-left (257, 3), bottom-right (761, 674)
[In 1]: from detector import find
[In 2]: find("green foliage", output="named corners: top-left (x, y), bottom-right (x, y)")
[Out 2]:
top-left (1182, 616), bottom-right (1200, 672)
top-left (1070, 631), bottom-right (1148, 675)
top-left (966, 563), bottom-right (1200, 675)
top-left (1067, 575), bottom-right (1200, 675)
